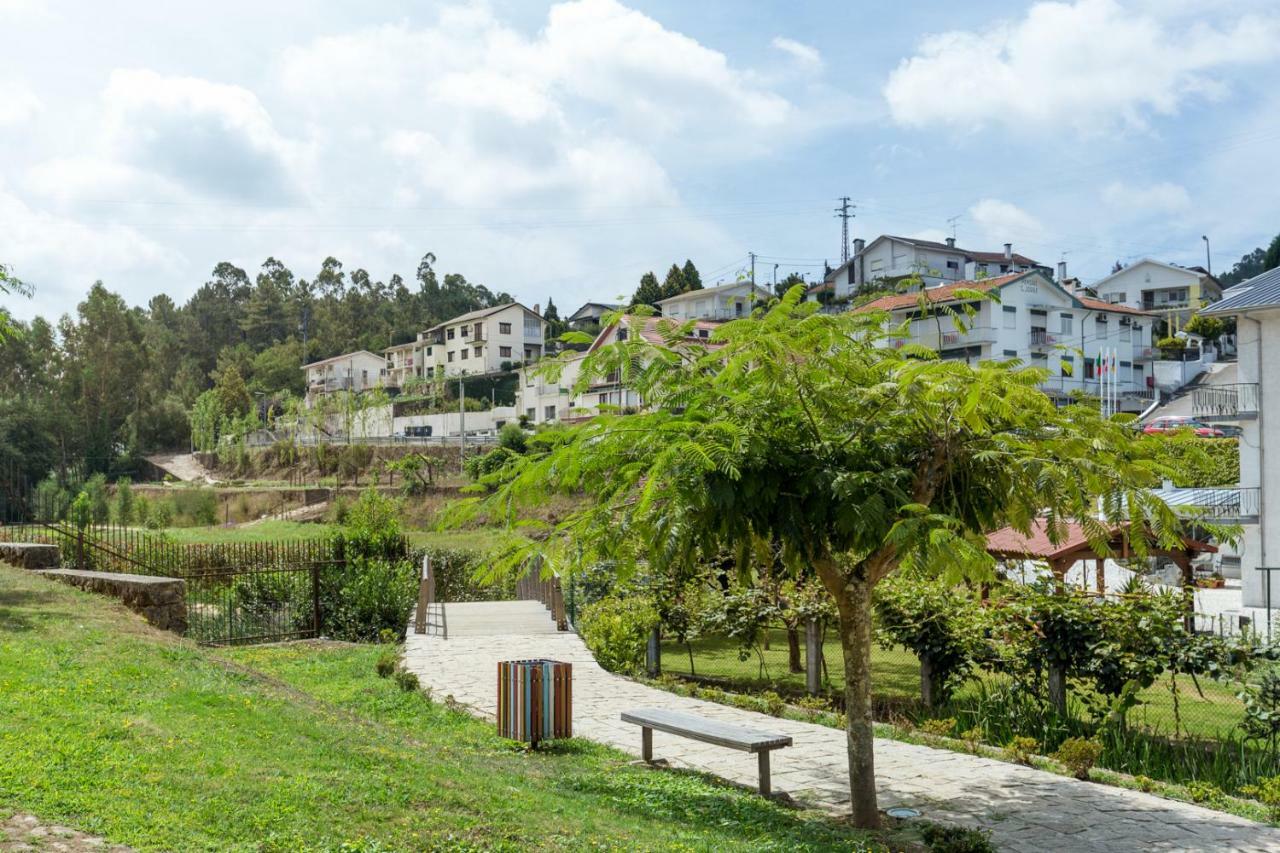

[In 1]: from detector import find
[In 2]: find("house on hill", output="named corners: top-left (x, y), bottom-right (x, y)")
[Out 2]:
top-left (854, 269), bottom-right (1156, 408)
top-left (303, 350), bottom-right (389, 398)
top-left (1085, 259), bottom-right (1223, 329)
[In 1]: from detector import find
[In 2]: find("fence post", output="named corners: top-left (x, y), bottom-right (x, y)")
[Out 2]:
top-left (646, 627), bottom-right (661, 677)
top-left (805, 618), bottom-right (821, 696)
top-left (311, 559), bottom-right (323, 638)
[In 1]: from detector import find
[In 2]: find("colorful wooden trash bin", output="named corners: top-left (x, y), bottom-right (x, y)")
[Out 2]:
top-left (497, 659), bottom-right (572, 746)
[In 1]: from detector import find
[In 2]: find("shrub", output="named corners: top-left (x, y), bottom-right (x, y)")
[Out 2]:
top-left (1134, 775), bottom-right (1156, 793)
top-left (172, 487), bottom-right (218, 526)
top-left (112, 477), bottom-right (135, 524)
top-left (145, 499), bottom-right (174, 529)
top-left (959, 726), bottom-right (984, 751)
top-left (321, 557), bottom-right (417, 643)
top-left (497, 422), bottom-right (527, 453)
top-left (375, 651), bottom-right (397, 678)
top-left (393, 669), bottom-right (420, 693)
top-left (1241, 775), bottom-right (1280, 821)
top-left (1185, 781), bottom-right (1224, 805)
top-left (84, 473), bottom-right (110, 524)
top-left (920, 718), bottom-right (957, 738)
top-left (463, 446), bottom-right (516, 481)
top-left (1053, 737), bottom-right (1102, 780)
top-left (1004, 736), bottom-right (1038, 766)
top-left (578, 595), bottom-right (657, 674)
top-left (919, 823), bottom-right (995, 853)
top-left (760, 690), bottom-right (786, 717)
top-left (68, 491), bottom-right (92, 530)
top-left (874, 572), bottom-right (986, 705)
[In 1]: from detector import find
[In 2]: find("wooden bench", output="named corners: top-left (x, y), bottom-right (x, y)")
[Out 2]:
top-left (621, 707), bottom-right (793, 796)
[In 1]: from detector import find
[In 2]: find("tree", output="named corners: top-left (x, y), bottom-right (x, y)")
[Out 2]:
top-left (1219, 233), bottom-right (1280, 287)
top-left (1265, 233), bottom-right (1280, 275)
top-left (631, 272), bottom-right (662, 307)
top-left (0, 262), bottom-right (32, 343)
top-left (462, 286), bottom-right (1189, 827)
top-left (660, 264), bottom-right (687, 299)
top-left (774, 272), bottom-right (806, 300)
top-left (1185, 313), bottom-right (1225, 343)
top-left (682, 260), bottom-right (702, 292)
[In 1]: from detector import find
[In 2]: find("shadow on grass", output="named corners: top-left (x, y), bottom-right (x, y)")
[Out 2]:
top-left (0, 588), bottom-right (68, 633)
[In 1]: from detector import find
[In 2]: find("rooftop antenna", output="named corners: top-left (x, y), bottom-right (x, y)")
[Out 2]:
top-left (946, 215), bottom-right (961, 241)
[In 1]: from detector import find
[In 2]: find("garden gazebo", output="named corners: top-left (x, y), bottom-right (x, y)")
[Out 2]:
top-left (985, 518), bottom-right (1216, 596)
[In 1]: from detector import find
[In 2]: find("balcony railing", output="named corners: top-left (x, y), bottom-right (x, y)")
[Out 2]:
top-left (1172, 487), bottom-right (1261, 522)
top-left (1029, 330), bottom-right (1057, 350)
top-left (1193, 383), bottom-right (1259, 420)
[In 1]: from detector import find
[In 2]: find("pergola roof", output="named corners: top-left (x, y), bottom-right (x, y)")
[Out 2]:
top-left (986, 518), bottom-right (1215, 574)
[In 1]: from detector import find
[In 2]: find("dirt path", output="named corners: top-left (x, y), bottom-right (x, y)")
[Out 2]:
top-left (144, 453), bottom-right (217, 485)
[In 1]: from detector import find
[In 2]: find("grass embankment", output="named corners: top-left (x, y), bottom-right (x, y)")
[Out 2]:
top-left (0, 564), bottom-right (892, 851)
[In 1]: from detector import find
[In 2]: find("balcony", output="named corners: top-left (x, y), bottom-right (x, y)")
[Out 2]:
top-left (1132, 346), bottom-right (1158, 362)
top-left (1193, 383), bottom-right (1259, 420)
top-left (1029, 330), bottom-right (1057, 352)
top-left (1167, 487), bottom-right (1260, 524)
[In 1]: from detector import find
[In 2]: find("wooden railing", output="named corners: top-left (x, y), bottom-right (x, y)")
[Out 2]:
top-left (413, 553), bottom-right (447, 638)
top-left (516, 561), bottom-right (568, 631)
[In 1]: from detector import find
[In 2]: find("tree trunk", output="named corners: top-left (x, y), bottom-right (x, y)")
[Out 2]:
top-left (919, 653), bottom-right (937, 710)
top-left (787, 626), bottom-right (803, 674)
top-left (832, 569), bottom-right (879, 828)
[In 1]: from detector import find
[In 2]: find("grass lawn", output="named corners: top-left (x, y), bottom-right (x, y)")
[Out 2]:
top-left (663, 626), bottom-right (1251, 739)
top-left (161, 522), bottom-right (519, 554)
top-left (0, 563), bottom-right (896, 851)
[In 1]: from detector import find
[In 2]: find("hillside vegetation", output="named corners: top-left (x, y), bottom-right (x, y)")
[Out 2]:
top-left (0, 563), bottom-right (891, 852)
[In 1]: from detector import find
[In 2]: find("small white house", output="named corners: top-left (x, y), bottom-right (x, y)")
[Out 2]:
top-left (1085, 259), bottom-right (1222, 328)
top-left (303, 350), bottom-right (389, 398)
top-left (657, 281), bottom-right (771, 321)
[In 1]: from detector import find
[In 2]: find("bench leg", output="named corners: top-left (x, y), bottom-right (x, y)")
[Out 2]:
top-left (642, 726), bottom-right (653, 763)
top-left (758, 750), bottom-right (771, 797)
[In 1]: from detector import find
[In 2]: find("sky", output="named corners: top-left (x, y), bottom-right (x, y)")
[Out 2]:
top-left (3, 0), bottom-right (1279, 322)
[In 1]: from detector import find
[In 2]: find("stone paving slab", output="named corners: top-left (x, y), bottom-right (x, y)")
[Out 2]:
top-left (402, 604), bottom-right (1280, 853)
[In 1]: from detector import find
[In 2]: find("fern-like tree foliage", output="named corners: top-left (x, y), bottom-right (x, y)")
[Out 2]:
top-left (456, 287), bottom-right (1191, 827)
top-left (0, 262), bottom-right (32, 343)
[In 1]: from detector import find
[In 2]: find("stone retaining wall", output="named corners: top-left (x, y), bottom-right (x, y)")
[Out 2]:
top-left (37, 569), bottom-right (187, 633)
top-left (0, 542), bottom-right (61, 570)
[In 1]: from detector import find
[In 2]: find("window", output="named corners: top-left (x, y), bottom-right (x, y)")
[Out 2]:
top-left (426, 346), bottom-right (432, 356)
top-left (1059, 313), bottom-right (1073, 335)
top-left (598, 393), bottom-right (608, 405)
top-left (1002, 349), bottom-right (1018, 358)
top-left (447, 352), bottom-right (455, 362)
top-left (1002, 305), bottom-right (1016, 329)
top-left (460, 325), bottom-right (469, 337)
top-left (460, 349), bottom-right (468, 360)
top-left (447, 328), bottom-right (455, 340)
top-left (617, 328), bottom-right (628, 341)
top-left (698, 329), bottom-right (709, 339)
top-left (473, 346), bottom-right (482, 357)
top-left (500, 346), bottom-right (512, 357)
top-left (735, 300), bottom-right (744, 317)
top-left (426, 367), bottom-right (434, 377)
top-left (1060, 354), bottom-right (1074, 377)
top-left (544, 405), bottom-right (556, 421)
top-left (526, 408), bottom-right (535, 419)
top-left (946, 260), bottom-right (959, 271)
top-left (499, 322), bottom-right (512, 334)
top-left (524, 316), bottom-right (541, 337)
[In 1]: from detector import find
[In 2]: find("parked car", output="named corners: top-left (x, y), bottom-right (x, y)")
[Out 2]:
top-left (1214, 424), bottom-right (1244, 438)
top-left (1142, 416), bottom-right (1225, 438)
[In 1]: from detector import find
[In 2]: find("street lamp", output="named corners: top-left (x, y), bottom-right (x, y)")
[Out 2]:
top-left (1202, 235), bottom-right (1211, 276)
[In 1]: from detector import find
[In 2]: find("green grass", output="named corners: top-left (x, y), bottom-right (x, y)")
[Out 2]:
top-left (663, 626), bottom-right (1252, 739)
top-left (0, 564), bottom-right (895, 851)
top-left (160, 520), bottom-right (334, 544)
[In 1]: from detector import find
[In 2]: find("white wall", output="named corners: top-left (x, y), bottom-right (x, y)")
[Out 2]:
top-left (1238, 310), bottom-right (1278, 608)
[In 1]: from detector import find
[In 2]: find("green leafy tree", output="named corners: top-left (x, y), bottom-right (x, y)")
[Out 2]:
top-left (681, 259), bottom-right (702, 292)
top-left (459, 287), bottom-right (1189, 826)
top-left (0, 262), bottom-right (32, 343)
top-left (1185, 313), bottom-right (1224, 343)
top-left (631, 272), bottom-right (663, 307)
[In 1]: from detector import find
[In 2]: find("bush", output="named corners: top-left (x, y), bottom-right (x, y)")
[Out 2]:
top-left (463, 446), bottom-right (516, 481)
top-left (375, 651), bottom-right (397, 678)
top-left (112, 477), bottom-right (135, 524)
top-left (920, 824), bottom-right (995, 853)
top-left (1185, 781), bottom-right (1224, 805)
top-left (321, 556), bottom-right (417, 643)
top-left (578, 595), bottom-right (657, 674)
top-left (1053, 737), bottom-right (1102, 780)
top-left (1241, 775), bottom-right (1280, 821)
top-left (1134, 775), bottom-right (1156, 793)
top-left (172, 487), bottom-right (218, 526)
top-left (920, 718), bottom-right (957, 738)
top-left (497, 422), bottom-right (527, 453)
top-left (393, 669), bottom-right (421, 693)
top-left (84, 473), bottom-right (110, 524)
top-left (1004, 736), bottom-right (1038, 765)
top-left (145, 500), bottom-right (174, 529)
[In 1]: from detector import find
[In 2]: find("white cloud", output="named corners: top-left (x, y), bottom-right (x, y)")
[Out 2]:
top-left (99, 69), bottom-right (310, 201)
top-left (1101, 181), bottom-right (1192, 214)
top-left (0, 80), bottom-right (41, 125)
top-left (969, 198), bottom-right (1047, 244)
top-left (771, 37), bottom-right (822, 70)
top-left (883, 0), bottom-right (1280, 133)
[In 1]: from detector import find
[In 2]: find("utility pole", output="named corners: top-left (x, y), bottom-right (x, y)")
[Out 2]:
top-left (1202, 235), bottom-right (1212, 276)
top-left (749, 251), bottom-right (756, 285)
top-left (834, 197), bottom-right (854, 263)
top-left (458, 378), bottom-right (465, 471)
top-left (773, 263), bottom-right (779, 290)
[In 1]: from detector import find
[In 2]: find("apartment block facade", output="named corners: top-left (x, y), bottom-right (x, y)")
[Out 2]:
top-left (303, 350), bottom-right (389, 397)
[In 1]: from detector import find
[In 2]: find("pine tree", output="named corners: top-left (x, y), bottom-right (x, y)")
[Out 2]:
top-left (682, 259), bottom-right (702, 291)
top-left (632, 272), bottom-right (663, 307)
top-left (1264, 234), bottom-right (1280, 274)
top-left (660, 264), bottom-right (687, 299)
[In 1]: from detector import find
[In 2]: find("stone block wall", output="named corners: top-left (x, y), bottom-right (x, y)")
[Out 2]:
top-left (0, 543), bottom-right (61, 570)
top-left (37, 569), bottom-right (187, 634)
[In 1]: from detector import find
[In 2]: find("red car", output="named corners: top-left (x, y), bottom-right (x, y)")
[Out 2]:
top-left (1142, 416), bottom-right (1225, 438)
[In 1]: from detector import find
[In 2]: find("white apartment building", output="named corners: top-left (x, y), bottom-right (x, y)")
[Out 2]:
top-left (1201, 267), bottom-right (1276, 609)
top-left (1086, 259), bottom-right (1223, 329)
top-left (815, 235), bottom-right (1048, 301)
top-left (384, 339), bottom-right (420, 389)
top-left (856, 270), bottom-right (1157, 406)
top-left (516, 314), bottom-right (721, 425)
top-left (303, 350), bottom-right (389, 397)
top-left (425, 302), bottom-right (545, 379)
top-left (658, 281), bottom-right (771, 321)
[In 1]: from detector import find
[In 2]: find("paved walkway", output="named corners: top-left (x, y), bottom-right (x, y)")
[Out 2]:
top-left (403, 600), bottom-right (1280, 853)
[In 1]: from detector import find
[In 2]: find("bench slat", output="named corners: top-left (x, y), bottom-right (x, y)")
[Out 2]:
top-left (621, 707), bottom-right (792, 753)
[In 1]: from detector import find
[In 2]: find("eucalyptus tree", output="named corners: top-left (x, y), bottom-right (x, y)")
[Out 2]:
top-left (0, 262), bottom-right (31, 343)
top-left (458, 290), bottom-right (1187, 826)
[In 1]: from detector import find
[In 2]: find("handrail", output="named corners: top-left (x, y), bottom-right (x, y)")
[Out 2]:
top-left (516, 559), bottom-right (568, 631)
top-left (414, 553), bottom-right (447, 637)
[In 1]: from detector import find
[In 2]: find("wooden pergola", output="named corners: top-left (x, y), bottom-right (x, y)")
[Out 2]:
top-left (985, 518), bottom-right (1216, 596)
